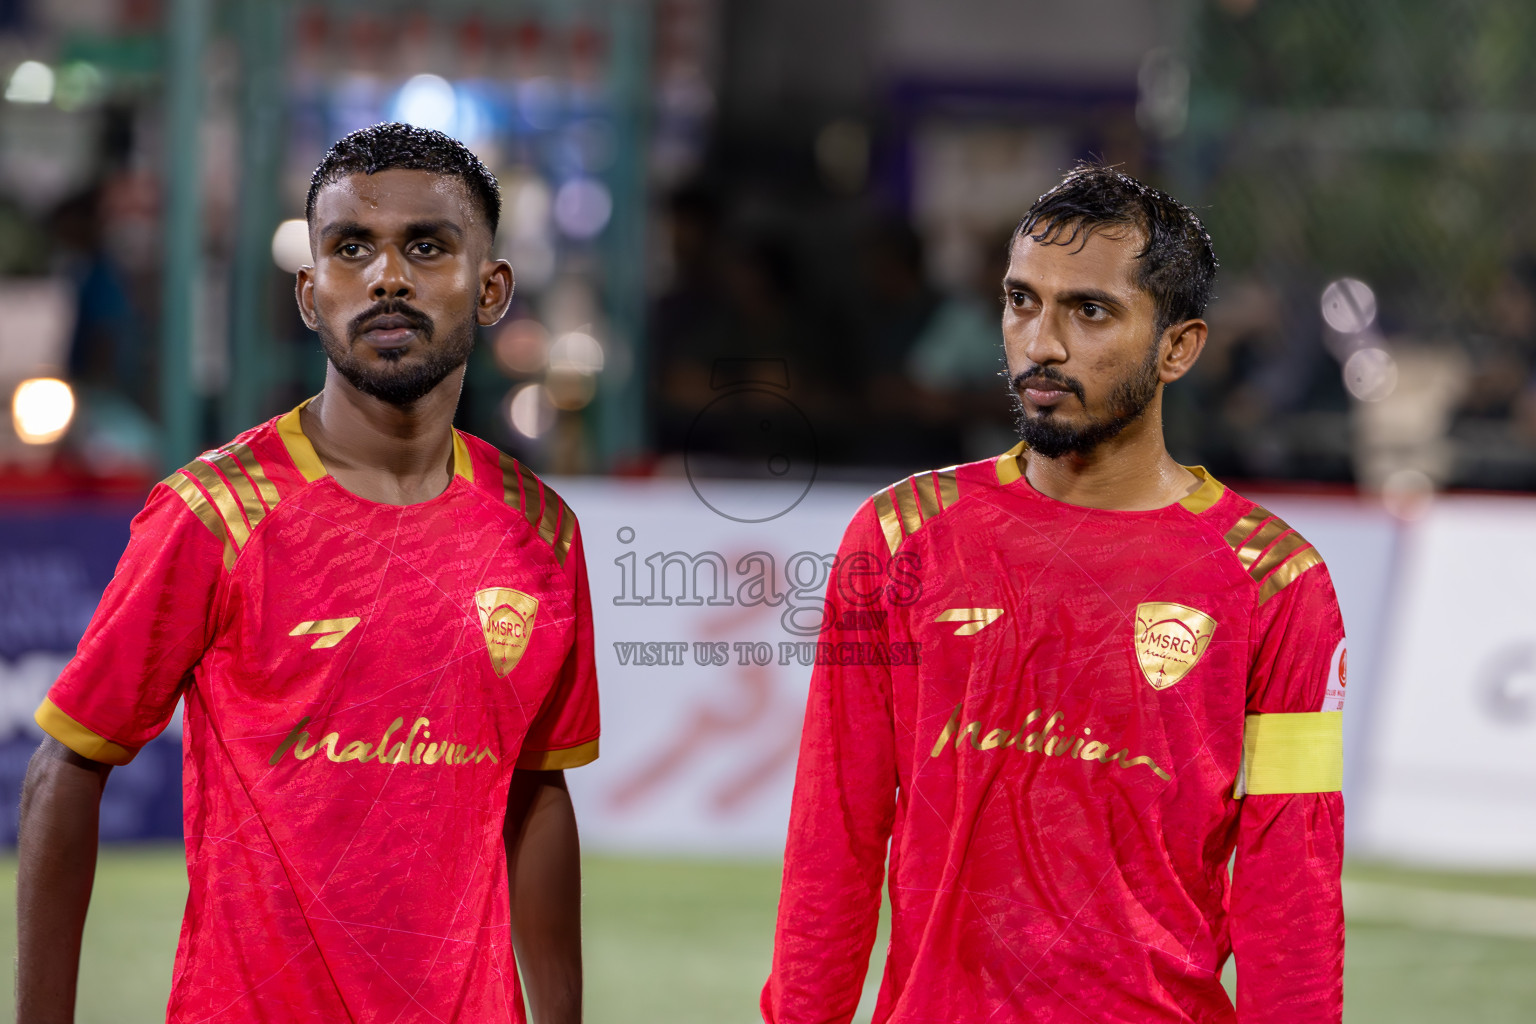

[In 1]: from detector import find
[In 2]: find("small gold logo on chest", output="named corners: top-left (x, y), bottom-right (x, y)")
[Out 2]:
top-left (1134, 602), bottom-right (1217, 690)
top-left (289, 617), bottom-right (361, 649)
top-left (475, 588), bottom-right (539, 677)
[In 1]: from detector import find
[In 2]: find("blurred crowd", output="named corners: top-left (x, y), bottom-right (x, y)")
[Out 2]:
top-left (6, 0), bottom-right (1536, 495)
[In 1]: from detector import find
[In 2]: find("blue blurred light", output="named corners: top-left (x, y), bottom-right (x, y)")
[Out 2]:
top-left (395, 73), bottom-right (457, 134)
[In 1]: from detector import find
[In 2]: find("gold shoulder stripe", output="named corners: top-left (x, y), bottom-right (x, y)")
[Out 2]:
top-left (553, 503), bottom-right (577, 565)
top-left (515, 461), bottom-right (545, 530)
top-left (1247, 531), bottom-right (1312, 584)
top-left (1223, 502), bottom-right (1326, 602)
top-left (276, 401), bottom-right (327, 482)
top-left (995, 441), bottom-right (1027, 486)
top-left (35, 697), bottom-right (136, 766)
top-left (870, 467), bottom-right (966, 556)
top-left (892, 478), bottom-right (922, 535)
top-left (498, 452), bottom-right (545, 530)
top-left (1233, 516), bottom-right (1292, 574)
top-left (517, 737), bottom-right (599, 771)
top-left (162, 468), bottom-right (237, 570)
top-left (913, 472), bottom-right (941, 521)
top-left (226, 441), bottom-right (280, 511)
top-left (1224, 506), bottom-right (1274, 552)
top-left (937, 466), bottom-right (959, 509)
top-left (1239, 711), bottom-right (1342, 795)
top-left (1258, 546), bottom-right (1325, 604)
top-left (498, 451), bottom-right (576, 563)
top-left (536, 489), bottom-right (561, 547)
top-left (871, 488), bottom-right (903, 555)
top-left (181, 457), bottom-right (251, 550)
top-left (204, 448), bottom-right (266, 537)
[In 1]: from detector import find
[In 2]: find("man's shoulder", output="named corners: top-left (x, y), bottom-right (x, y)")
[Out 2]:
top-left (151, 411), bottom-right (316, 571)
top-left (454, 430), bottom-right (580, 567)
top-left (858, 445), bottom-right (1019, 556)
top-left (1186, 474), bottom-right (1328, 606)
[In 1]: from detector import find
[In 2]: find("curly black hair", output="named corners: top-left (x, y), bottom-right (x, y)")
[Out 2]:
top-left (1013, 162), bottom-right (1217, 334)
top-left (306, 122), bottom-right (501, 237)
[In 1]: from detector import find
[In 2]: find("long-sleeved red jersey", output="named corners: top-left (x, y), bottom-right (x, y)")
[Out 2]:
top-left (764, 444), bottom-right (1345, 1024)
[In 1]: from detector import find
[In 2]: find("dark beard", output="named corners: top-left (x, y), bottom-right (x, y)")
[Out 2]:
top-left (317, 299), bottom-right (475, 408)
top-left (1010, 340), bottom-right (1161, 458)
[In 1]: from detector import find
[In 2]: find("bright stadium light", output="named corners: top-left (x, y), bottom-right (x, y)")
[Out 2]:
top-left (54, 61), bottom-right (104, 111)
top-left (548, 331), bottom-right (604, 375)
top-left (270, 219), bottom-right (312, 273)
top-left (493, 319), bottom-right (550, 376)
top-left (5, 61), bottom-right (54, 104)
top-left (1342, 347), bottom-right (1397, 402)
top-left (507, 383), bottom-right (556, 439)
top-left (13, 377), bottom-right (75, 443)
top-left (1320, 278), bottom-right (1377, 334)
top-left (396, 74), bottom-right (457, 134)
top-left (553, 179), bottom-right (612, 239)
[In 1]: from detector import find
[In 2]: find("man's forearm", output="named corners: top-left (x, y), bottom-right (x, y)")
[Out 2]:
top-left (505, 769), bottom-right (582, 1024)
top-left (16, 737), bottom-right (111, 1024)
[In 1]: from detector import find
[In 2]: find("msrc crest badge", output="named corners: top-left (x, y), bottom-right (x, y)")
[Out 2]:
top-left (475, 588), bottom-right (539, 678)
top-left (1134, 602), bottom-right (1218, 690)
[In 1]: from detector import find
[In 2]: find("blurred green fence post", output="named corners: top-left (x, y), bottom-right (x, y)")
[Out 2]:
top-left (227, 0), bottom-right (289, 439)
top-left (598, 0), bottom-right (652, 469)
top-left (159, 0), bottom-right (206, 470)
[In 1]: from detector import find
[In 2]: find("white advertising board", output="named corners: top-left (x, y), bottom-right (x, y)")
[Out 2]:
top-left (553, 477), bottom-right (870, 856)
top-left (1356, 498), bottom-right (1536, 868)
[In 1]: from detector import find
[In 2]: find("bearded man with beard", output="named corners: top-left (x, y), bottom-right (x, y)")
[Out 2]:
top-left (765, 164), bottom-right (1347, 1024)
top-left (17, 124), bottom-right (598, 1024)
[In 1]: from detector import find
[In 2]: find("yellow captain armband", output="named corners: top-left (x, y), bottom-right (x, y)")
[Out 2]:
top-left (1236, 711), bottom-right (1343, 797)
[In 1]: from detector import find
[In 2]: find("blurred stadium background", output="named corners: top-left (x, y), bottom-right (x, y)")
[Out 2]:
top-left (1, 0), bottom-right (1535, 1020)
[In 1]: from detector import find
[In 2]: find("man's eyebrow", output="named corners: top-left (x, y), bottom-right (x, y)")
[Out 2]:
top-left (1057, 288), bottom-right (1127, 310)
top-left (403, 220), bottom-right (464, 241)
top-left (318, 220), bottom-right (372, 243)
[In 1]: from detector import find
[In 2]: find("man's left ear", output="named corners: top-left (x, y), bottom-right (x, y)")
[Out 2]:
top-left (1159, 318), bottom-right (1207, 384)
top-left (477, 259), bottom-right (515, 327)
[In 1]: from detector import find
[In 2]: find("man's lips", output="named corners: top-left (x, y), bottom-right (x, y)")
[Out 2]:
top-left (1018, 380), bottom-right (1074, 407)
top-left (358, 314), bottom-right (420, 348)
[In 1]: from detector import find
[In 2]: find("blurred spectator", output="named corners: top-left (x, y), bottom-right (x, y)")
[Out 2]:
top-left (850, 216), bottom-right (956, 467)
top-left (1452, 257), bottom-right (1536, 488)
top-left (648, 186), bottom-right (846, 470)
top-left (52, 186), bottom-right (150, 410)
top-left (903, 227), bottom-right (1014, 461)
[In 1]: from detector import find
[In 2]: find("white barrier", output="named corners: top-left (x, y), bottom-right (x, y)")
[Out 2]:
top-left (1356, 498), bottom-right (1536, 868)
top-left (555, 478), bottom-right (871, 856)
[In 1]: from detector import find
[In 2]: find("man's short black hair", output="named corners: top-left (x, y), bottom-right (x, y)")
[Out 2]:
top-left (1013, 162), bottom-right (1217, 334)
top-left (306, 122), bottom-right (501, 238)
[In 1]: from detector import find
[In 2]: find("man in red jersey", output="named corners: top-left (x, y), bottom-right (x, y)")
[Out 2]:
top-left (17, 123), bottom-right (596, 1024)
top-left (764, 164), bottom-right (1345, 1024)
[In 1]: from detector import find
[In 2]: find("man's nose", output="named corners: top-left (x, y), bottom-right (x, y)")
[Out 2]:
top-left (369, 247), bottom-right (413, 300)
top-left (1020, 311), bottom-right (1069, 366)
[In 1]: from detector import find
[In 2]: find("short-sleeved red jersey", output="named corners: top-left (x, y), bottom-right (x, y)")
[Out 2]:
top-left (37, 403), bottom-right (599, 1023)
top-left (765, 444), bottom-right (1345, 1024)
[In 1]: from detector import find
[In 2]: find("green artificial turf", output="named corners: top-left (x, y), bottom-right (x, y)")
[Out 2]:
top-left (0, 846), bottom-right (1532, 1022)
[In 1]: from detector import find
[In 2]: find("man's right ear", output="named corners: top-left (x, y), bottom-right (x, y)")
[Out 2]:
top-left (295, 267), bottom-right (318, 330)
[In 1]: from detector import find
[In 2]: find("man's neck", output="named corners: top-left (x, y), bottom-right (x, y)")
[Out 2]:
top-left (1023, 413), bottom-right (1200, 512)
top-left (299, 365), bottom-right (465, 506)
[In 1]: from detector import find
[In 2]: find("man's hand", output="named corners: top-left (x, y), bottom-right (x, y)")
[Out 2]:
top-left (504, 768), bottom-right (582, 1024)
top-left (16, 736), bottom-right (112, 1024)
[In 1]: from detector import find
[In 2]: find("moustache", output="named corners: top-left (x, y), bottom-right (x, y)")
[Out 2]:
top-left (1011, 365), bottom-right (1086, 404)
top-left (349, 300), bottom-right (435, 339)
